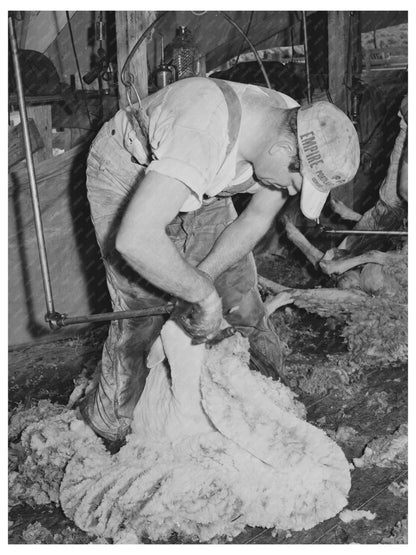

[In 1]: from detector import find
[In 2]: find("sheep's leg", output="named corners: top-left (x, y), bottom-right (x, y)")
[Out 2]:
top-left (329, 197), bottom-right (362, 222)
top-left (282, 217), bottom-right (324, 266)
top-left (319, 250), bottom-right (398, 275)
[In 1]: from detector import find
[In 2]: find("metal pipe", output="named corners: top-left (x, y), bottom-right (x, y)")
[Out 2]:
top-left (8, 15), bottom-right (57, 318)
top-left (47, 304), bottom-right (174, 329)
top-left (302, 11), bottom-right (312, 103)
top-left (321, 228), bottom-right (408, 236)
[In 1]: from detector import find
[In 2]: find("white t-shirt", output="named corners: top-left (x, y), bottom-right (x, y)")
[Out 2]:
top-left (112, 77), bottom-right (298, 212)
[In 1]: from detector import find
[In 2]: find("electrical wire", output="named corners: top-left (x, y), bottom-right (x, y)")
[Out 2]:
top-left (290, 23), bottom-right (295, 63)
top-left (127, 81), bottom-right (143, 110)
top-left (345, 11), bottom-right (354, 118)
top-left (150, 10), bottom-right (268, 87)
top-left (202, 11), bottom-right (315, 93)
top-left (219, 11), bottom-right (271, 89)
top-left (120, 10), bottom-right (272, 106)
top-left (120, 11), bottom-right (168, 88)
top-left (302, 11), bottom-right (312, 103)
top-left (98, 10), bottom-right (104, 51)
top-left (66, 11), bottom-right (93, 128)
top-left (326, 90), bottom-right (334, 103)
top-left (233, 11), bottom-right (254, 68)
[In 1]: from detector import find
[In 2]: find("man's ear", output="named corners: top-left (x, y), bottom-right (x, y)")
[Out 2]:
top-left (268, 140), bottom-right (296, 157)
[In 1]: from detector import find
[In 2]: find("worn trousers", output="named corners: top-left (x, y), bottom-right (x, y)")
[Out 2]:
top-left (81, 122), bottom-right (283, 440)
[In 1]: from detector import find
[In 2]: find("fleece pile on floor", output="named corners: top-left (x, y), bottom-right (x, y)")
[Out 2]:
top-left (11, 322), bottom-right (351, 543)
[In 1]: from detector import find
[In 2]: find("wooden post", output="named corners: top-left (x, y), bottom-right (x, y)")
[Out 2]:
top-left (116, 11), bottom-right (156, 109)
top-left (328, 11), bottom-right (359, 210)
top-left (328, 11), bottom-right (349, 113)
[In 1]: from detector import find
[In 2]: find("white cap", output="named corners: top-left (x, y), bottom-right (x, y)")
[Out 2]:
top-left (297, 102), bottom-right (360, 220)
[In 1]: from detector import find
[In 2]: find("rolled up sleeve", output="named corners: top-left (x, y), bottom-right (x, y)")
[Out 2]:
top-left (146, 126), bottom-right (221, 207)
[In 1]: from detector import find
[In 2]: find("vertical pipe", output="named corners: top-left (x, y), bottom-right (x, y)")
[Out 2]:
top-left (8, 14), bottom-right (56, 317)
top-left (302, 11), bottom-right (312, 103)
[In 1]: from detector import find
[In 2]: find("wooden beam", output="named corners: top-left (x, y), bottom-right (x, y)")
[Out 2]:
top-left (17, 12), bottom-right (32, 49)
top-left (116, 11), bottom-right (156, 109)
top-left (8, 119), bottom-right (44, 168)
top-left (328, 11), bottom-right (361, 112)
top-left (27, 104), bottom-right (53, 163)
top-left (328, 11), bottom-right (362, 210)
top-left (328, 11), bottom-right (349, 112)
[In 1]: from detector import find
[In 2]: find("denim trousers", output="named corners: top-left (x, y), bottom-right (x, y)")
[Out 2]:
top-left (81, 121), bottom-right (283, 440)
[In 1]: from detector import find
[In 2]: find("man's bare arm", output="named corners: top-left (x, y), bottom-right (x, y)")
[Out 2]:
top-left (198, 186), bottom-right (288, 280)
top-left (116, 171), bottom-right (214, 303)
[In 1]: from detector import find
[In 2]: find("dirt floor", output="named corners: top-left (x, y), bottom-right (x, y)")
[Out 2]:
top-left (8, 254), bottom-right (407, 544)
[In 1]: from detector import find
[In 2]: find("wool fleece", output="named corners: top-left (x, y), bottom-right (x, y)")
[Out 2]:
top-left (59, 321), bottom-right (350, 542)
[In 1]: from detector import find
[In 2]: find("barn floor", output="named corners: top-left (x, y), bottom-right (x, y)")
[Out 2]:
top-left (8, 254), bottom-right (408, 544)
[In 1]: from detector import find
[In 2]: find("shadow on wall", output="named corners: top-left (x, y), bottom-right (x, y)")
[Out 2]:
top-left (8, 141), bottom-right (110, 346)
top-left (68, 145), bottom-right (111, 315)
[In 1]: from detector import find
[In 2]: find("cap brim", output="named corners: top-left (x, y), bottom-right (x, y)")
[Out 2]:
top-left (300, 175), bottom-right (329, 220)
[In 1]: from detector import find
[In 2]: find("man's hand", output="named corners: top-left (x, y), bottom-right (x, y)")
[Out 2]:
top-left (198, 187), bottom-right (288, 281)
top-left (116, 172), bottom-right (216, 304)
top-left (172, 289), bottom-right (223, 344)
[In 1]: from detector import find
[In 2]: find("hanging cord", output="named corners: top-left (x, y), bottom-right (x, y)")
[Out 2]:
top-left (219, 11), bottom-right (271, 89)
top-left (295, 11), bottom-right (333, 103)
top-left (120, 11), bottom-right (168, 88)
top-left (66, 11), bottom-right (93, 128)
top-left (96, 10), bottom-right (106, 122)
top-left (120, 11), bottom-right (168, 141)
top-left (233, 11), bottom-right (254, 68)
top-left (126, 80), bottom-right (152, 154)
top-left (120, 9), bottom-right (272, 141)
top-left (290, 25), bottom-right (295, 63)
top-left (326, 89), bottom-right (334, 104)
top-left (302, 11), bottom-right (312, 103)
top-left (97, 11), bottom-right (104, 95)
top-left (188, 10), bottom-right (271, 88)
top-left (345, 11), bottom-right (354, 118)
